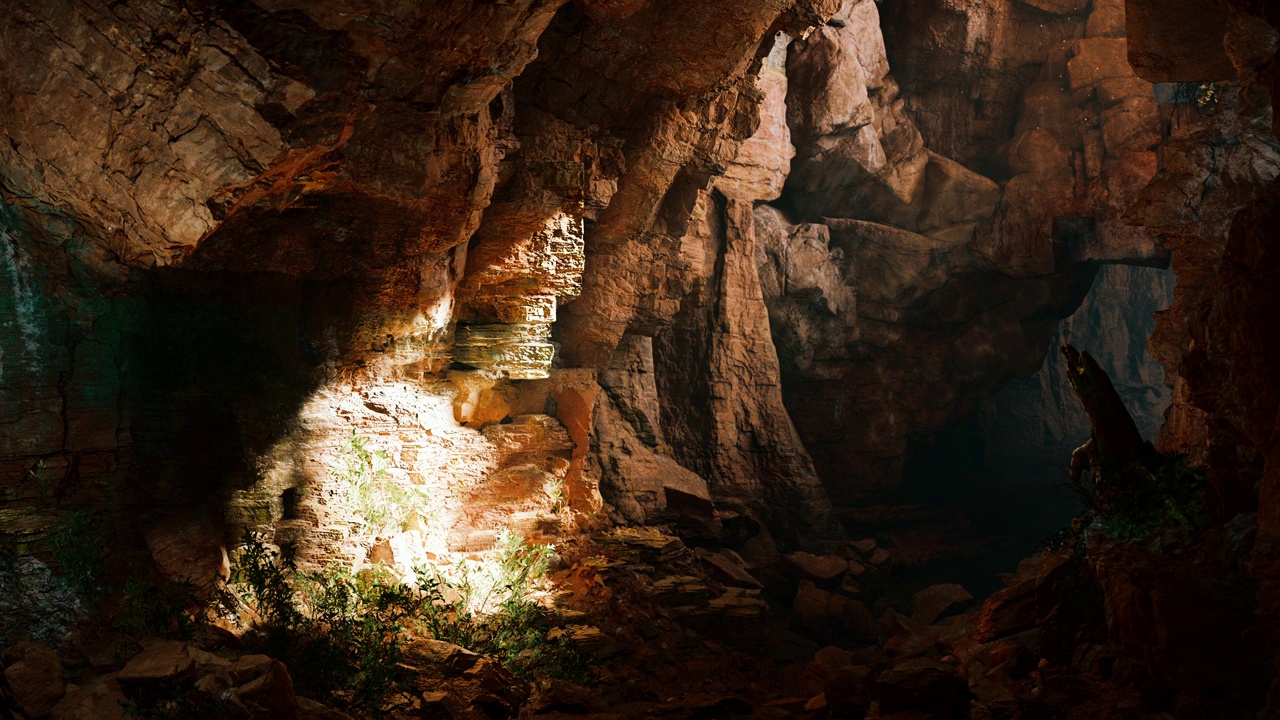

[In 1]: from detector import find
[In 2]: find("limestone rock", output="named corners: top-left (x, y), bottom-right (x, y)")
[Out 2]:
top-left (144, 514), bottom-right (230, 590)
top-left (911, 584), bottom-right (974, 625)
top-left (3, 641), bottom-right (66, 718)
top-left (50, 675), bottom-right (128, 720)
top-left (781, 552), bottom-right (849, 582)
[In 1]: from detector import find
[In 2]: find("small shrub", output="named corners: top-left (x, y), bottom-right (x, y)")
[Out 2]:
top-left (330, 432), bottom-right (425, 536)
top-left (115, 577), bottom-right (206, 646)
top-left (1095, 456), bottom-right (1207, 537)
top-left (217, 530), bottom-right (586, 714)
top-left (48, 509), bottom-right (106, 602)
top-left (1173, 81), bottom-right (1219, 112)
top-left (412, 530), bottom-right (587, 683)
top-left (119, 677), bottom-right (231, 720)
top-left (1045, 453), bottom-right (1208, 551)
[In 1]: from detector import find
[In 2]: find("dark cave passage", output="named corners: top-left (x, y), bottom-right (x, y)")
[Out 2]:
top-left (881, 264), bottom-right (1176, 598)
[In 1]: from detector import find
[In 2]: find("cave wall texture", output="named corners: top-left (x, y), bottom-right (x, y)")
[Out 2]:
top-left (1, 0), bottom-right (1279, 640)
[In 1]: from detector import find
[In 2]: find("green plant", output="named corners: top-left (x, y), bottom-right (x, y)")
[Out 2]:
top-left (214, 529), bottom-right (585, 714)
top-left (116, 577), bottom-right (205, 645)
top-left (544, 476), bottom-right (565, 511)
top-left (411, 530), bottom-right (586, 682)
top-left (119, 677), bottom-right (231, 720)
top-left (1045, 453), bottom-right (1209, 550)
top-left (330, 432), bottom-right (424, 535)
top-left (48, 509), bottom-right (106, 602)
top-left (219, 533), bottom-right (404, 713)
top-left (1173, 81), bottom-right (1219, 112)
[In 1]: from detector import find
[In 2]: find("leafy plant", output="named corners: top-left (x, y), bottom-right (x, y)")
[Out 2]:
top-left (115, 577), bottom-right (206, 653)
top-left (329, 432), bottom-right (424, 535)
top-left (216, 530), bottom-right (584, 714)
top-left (410, 529), bottom-right (585, 682)
top-left (1173, 81), bottom-right (1219, 112)
top-left (48, 509), bottom-right (106, 602)
top-left (119, 677), bottom-right (231, 720)
top-left (1045, 453), bottom-right (1208, 551)
top-left (219, 534), bottom-right (399, 711)
top-left (544, 476), bottom-right (566, 511)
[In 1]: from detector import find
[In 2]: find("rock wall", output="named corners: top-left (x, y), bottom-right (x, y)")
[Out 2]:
top-left (3, 0), bottom-right (1279, 607)
top-left (755, 0), bottom-right (1169, 500)
top-left (0, 0), bottom-right (851, 579)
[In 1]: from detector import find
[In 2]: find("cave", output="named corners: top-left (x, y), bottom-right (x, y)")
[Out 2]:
top-left (1, 0), bottom-right (1279, 718)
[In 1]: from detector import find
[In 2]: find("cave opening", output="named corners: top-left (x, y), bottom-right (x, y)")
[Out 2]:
top-left (889, 264), bottom-right (1176, 597)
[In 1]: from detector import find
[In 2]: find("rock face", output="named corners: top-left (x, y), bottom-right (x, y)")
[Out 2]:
top-left (755, 0), bottom-right (1169, 498)
top-left (0, 0), bottom-right (848, 573)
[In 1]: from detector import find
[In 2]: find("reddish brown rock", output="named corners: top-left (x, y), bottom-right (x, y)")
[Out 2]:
top-left (144, 514), bottom-right (230, 590)
top-left (3, 641), bottom-right (66, 718)
top-left (781, 551), bottom-right (848, 582)
top-left (912, 584), bottom-right (974, 626)
top-left (50, 675), bottom-right (128, 720)
top-left (117, 642), bottom-right (197, 685)
top-left (875, 658), bottom-right (969, 718)
top-left (1125, 0), bottom-right (1237, 82)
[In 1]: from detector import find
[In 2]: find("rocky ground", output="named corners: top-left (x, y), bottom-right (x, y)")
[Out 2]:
top-left (3, 511), bottom-right (1265, 720)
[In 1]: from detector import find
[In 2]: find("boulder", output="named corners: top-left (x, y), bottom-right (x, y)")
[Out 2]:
top-left (793, 581), bottom-right (875, 640)
top-left (976, 579), bottom-right (1040, 643)
top-left (3, 641), bottom-right (66, 718)
top-left (232, 658), bottom-right (297, 720)
top-left (50, 676), bottom-right (128, 720)
top-left (297, 697), bottom-right (355, 720)
top-left (117, 641), bottom-right (196, 685)
top-left (528, 679), bottom-right (609, 715)
top-left (401, 638), bottom-right (482, 675)
top-left (1101, 97), bottom-right (1160, 155)
top-left (781, 552), bottom-right (848, 582)
top-left (1085, 0), bottom-right (1125, 38)
top-left (823, 665), bottom-right (875, 719)
top-left (875, 658), bottom-right (969, 718)
top-left (911, 584), bottom-right (973, 625)
top-left (1125, 0), bottom-right (1236, 82)
top-left (695, 548), bottom-right (763, 588)
top-left (144, 514), bottom-right (230, 590)
top-left (1066, 38), bottom-right (1132, 90)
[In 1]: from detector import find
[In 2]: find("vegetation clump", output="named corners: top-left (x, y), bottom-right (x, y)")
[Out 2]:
top-left (214, 530), bottom-right (586, 715)
top-left (47, 509), bottom-right (106, 602)
top-left (329, 432), bottom-right (427, 536)
top-left (1045, 453), bottom-right (1209, 552)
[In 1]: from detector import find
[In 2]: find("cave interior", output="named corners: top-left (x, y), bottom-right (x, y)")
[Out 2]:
top-left (2, 0), bottom-right (1280, 718)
